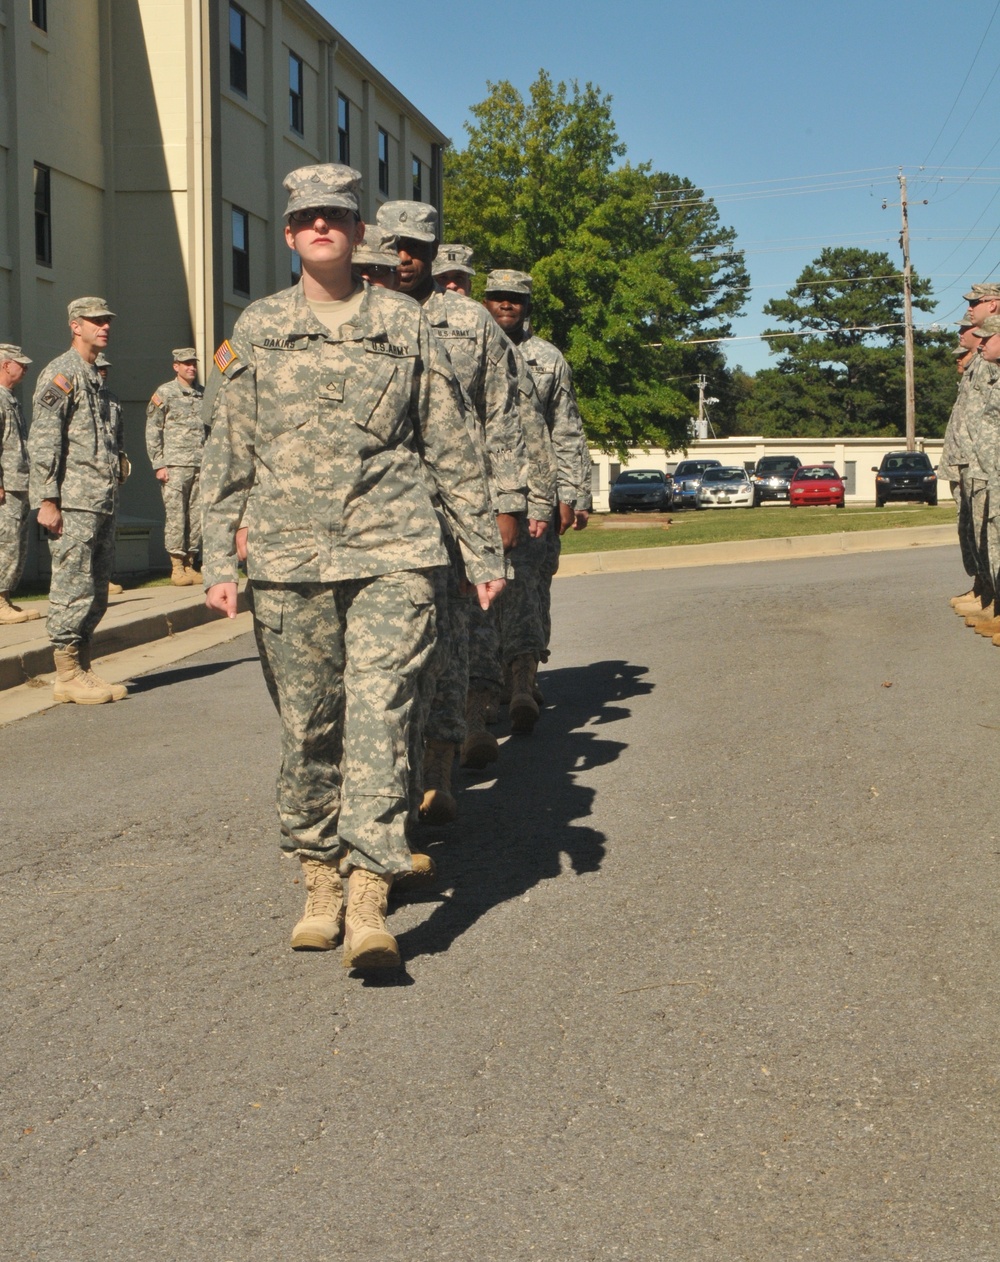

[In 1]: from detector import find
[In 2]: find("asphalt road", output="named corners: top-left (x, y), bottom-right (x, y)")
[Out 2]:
top-left (2, 546), bottom-right (998, 1261)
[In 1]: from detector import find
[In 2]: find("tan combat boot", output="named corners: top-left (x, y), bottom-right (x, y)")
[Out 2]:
top-left (291, 856), bottom-right (345, 950)
top-left (460, 685), bottom-right (500, 768)
top-left (509, 653), bottom-right (540, 734)
top-left (950, 588), bottom-right (976, 607)
top-left (184, 554), bottom-right (203, 585)
top-left (77, 644), bottom-right (128, 700)
top-left (392, 850), bottom-right (437, 893)
top-left (108, 581), bottom-right (124, 595)
top-left (965, 602), bottom-right (996, 627)
top-left (419, 739), bottom-right (458, 824)
top-left (342, 868), bottom-right (399, 970)
top-left (0, 592), bottom-right (30, 624)
top-left (170, 554), bottom-right (193, 586)
top-left (52, 645), bottom-right (114, 704)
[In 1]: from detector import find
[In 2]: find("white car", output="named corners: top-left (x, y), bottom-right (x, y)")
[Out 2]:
top-left (696, 466), bottom-right (755, 509)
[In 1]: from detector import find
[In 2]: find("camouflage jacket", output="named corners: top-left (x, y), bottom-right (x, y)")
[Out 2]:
top-left (146, 377), bottom-right (206, 468)
top-left (29, 349), bottom-right (119, 513)
top-left (0, 384), bottom-right (29, 493)
top-left (201, 281), bottom-right (504, 589)
top-left (521, 333), bottom-right (589, 507)
top-left (963, 354), bottom-right (1000, 482)
top-left (510, 343), bottom-right (557, 520)
top-left (939, 356), bottom-right (977, 480)
top-left (422, 287), bottom-right (527, 515)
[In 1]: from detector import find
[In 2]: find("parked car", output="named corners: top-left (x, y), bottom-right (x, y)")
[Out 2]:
top-left (751, 454), bottom-right (802, 504)
top-left (670, 459), bottom-right (723, 508)
top-left (608, 468), bottom-right (672, 512)
top-left (789, 465), bottom-right (845, 508)
top-left (872, 451), bottom-right (938, 506)
top-left (696, 465), bottom-right (755, 509)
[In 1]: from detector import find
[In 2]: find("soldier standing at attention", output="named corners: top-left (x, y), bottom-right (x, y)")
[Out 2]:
top-left (0, 344), bottom-right (40, 625)
top-left (201, 165), bottom-right (504, 972)
top-left (94, 354), bottom-right (127, 596)
top-left (146, 348), bottom-right (205, 586)
top-left (351, 225), bottom-right (400, 290)
top-left (432, 244), bottom-right (475, 297)
top-left (30, 298), bottom-right (127, 704)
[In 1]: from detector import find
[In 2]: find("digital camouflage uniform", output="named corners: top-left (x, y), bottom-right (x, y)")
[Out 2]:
top-left (0, 382), bottom-right (30, 594)
top-left (961, 352), bottom-right (1000, 606)
top-left (146, 376), bottom-right (206, 556)
top-left (939, 349), bottom-right (979, 581)
top-left (201, 281), bottom-right (502, 876)
top-left (29, 349), bottom-right (121, 647)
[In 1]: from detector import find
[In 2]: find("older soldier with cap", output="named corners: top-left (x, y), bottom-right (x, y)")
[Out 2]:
top-left (146, 347), bottom-right (205, 585)
top-left (484, 268), bottom-right (590, 727)
top-left (30, 298), bottom-right (127, 704)
top-left (432, 244), bottom-right (475, 297)
top-left (201, 164), bottom-right (504, 972)
top-left (351, 224), bottom-right (400, 290)
top-left (0, 344), bottom-right (40, 625)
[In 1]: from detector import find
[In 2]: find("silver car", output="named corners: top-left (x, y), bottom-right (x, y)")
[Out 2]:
top-left (696, 465), bottom-right (755, 509)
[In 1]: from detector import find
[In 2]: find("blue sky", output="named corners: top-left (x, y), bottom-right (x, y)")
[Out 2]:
top-left (318, 0), bottom-right (1000, 376)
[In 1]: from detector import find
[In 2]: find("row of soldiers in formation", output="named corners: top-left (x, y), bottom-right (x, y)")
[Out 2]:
top-left (0, 161), bottom-right (592, 974)
top-left (941, 282), bottom-right (1000, 641)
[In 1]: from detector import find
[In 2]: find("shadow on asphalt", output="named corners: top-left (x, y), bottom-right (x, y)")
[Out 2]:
top-left (394, 658), bottom-right (650, 963)
top-left (126, 657), bottom-right (260, 694)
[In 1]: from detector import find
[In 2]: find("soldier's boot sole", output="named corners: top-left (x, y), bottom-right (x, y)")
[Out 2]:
top-left (53, 682), bottom-right (113, 705)
top-left (950, 589), bottom-right (975, 607)
top-left (975, 618), bottom-right (1000, 637)
top-left (343, 928), bottom-right (400, 970)
top-left (991, 632), bottom-right (1000, 647)
top-left (392, 852), bottom-right (438, 893)
top-left (509, 693), bottom-right (540, 734)
top-left (290, 919), bottom-right (343, 950)
top-left (419, 786), bottom-right (458, 825)
top-left (0, 609), bottom-right (30, 624)
top-left (965, 608), bottom-right (996, 626)
top-left (460, 730), bottom-right (499, 769)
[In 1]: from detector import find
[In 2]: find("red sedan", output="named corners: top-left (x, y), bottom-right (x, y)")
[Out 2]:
top-left (789, 465), bottom-right (845, 508)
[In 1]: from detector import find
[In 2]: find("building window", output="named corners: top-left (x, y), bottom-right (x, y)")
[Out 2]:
top-left (337, 94), bottom-right (350, 164)
top-left (289, 52), bottom-right (304, 134)
top-left (34, 164), bottom-right (51, 267)
top-left (30, 0), bottom-right (47, 31)
top-left (232, 207), bottom-right (250, 295)
top-left (378, 128), bottom-right (389, 196)
top-left (290, 251), bottom-right (302, 287)
top-left (229, 3), bottom-right (247, 95)
top-left (412, 157), bottom-right (422, 202)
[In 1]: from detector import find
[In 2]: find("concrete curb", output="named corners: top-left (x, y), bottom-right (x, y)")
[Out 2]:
top-left (556, 524), bottom-right (957, 578)
top-left (0, 589), bottom-right (250, 691)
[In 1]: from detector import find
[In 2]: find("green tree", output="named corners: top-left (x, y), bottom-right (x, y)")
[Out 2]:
top-left (753, 246), bottom-right (955, 436)
top-left (444, 72), bottom-right (749, 457)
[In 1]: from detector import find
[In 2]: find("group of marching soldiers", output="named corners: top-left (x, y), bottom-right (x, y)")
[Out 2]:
top-left (941, 282), bottom-right (1000, 640)
top-left (199, 163), bottom-right (592, 972)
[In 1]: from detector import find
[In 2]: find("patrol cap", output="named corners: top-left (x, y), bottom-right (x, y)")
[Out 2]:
top-left (962, 282), bottom-right (1000, 302)
top-left (353, 226), bottom-right (399, 269)
top-left (68, 296), bottom-right (115, 322)
top-left (432, 244), bottom-right (475, 277)
top-left (484, 268), bottom-right (533, 297)
top-left (283, 163), bottom-right (362, 217)
top-left (0, 343), bottom-right (32, 365)
top-left (376, 200), bottom-right (438, 243)
top-left (970, 314), bottom-right (1000, 337)
top-left (172, 347), bottom-right (198, 362)
top-left (95, 353), bottom-right (111, 368)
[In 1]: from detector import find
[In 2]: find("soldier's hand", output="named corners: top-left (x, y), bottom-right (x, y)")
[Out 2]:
top-left (496, 512), bottom-right (519, 551)
top-left (527, 517), bottom-right (549, 538)
top-left (206, 581), bottom-right (238, 619)
top-left (557, 502), bottom-right (575, 535)
top-left (573, 509), bottom-right (590, 531)
top-left (235, 527), bottom-right (248, 562)
top-left (475, 578), bottom-right (506, 610)
top-left (37, 500), bottom-right (63, 537)
top-left (155, 467), bottom-right (169, 483)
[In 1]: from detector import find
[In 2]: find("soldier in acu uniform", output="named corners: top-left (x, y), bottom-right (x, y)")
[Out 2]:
top-left (0, 344), bottom-right (40, 625)
top-left (351, 225), bottom-right (400, 290)
top-left (201, 165), bottom-right (504, 972)
top-left (30, 298), bottom-right (128, 704)
top-left (146, 348), bottom-right (206, 585)
top-left (432, 243), bottom-right (475, 297)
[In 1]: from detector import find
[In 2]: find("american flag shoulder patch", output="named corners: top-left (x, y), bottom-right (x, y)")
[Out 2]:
top-left (151, 392), bottom-right (163, 407)
top-left (53, 373), bottom-right (73, 394)
top-left (214, 340), bottom-right (238, 373)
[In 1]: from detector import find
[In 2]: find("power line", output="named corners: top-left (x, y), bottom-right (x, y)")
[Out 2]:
top-left (920, 0), bottom-right (1000, 169)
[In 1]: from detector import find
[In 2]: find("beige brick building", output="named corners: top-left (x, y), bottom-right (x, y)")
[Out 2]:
top-left (0, 0), bottom-right (446, 576)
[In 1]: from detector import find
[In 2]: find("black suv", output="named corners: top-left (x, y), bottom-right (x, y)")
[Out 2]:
top-left (751, 455), bottom-right (802, 504)
top-left (872, 451), bottom-right (938, 506)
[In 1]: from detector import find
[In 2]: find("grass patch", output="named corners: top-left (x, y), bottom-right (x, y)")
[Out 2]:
top-left (562, 502), bottom-right (957, 554)
top-left (13, 573), bottom-right (175, 602)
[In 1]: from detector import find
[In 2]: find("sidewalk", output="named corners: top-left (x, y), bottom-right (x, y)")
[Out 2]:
top-left (0, 581), bottom-right (249, 692)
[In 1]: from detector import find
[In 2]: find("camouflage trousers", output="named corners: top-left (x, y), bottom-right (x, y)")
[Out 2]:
top-left (952, 472), bottom-right (977, 580)
top-left (159, 465), bottom-right (201, 556)
top-left (498, 516), bottom-right (546, 662)
top-left (251, 571), bottom-right (437, 875)
top-left (538, 519), bottom-right (562, 662)
top-left (968, 477), bottom-right (996, 603)
top-left (46, 508), bottom-right (116, 648)
top-left (0, 489), bottom-right (29, 593)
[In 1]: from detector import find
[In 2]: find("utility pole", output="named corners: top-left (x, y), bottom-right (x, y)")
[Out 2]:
top-left (696, 373), bottom-right (707, 438)
top-left (898, 169), bottom-right (916, 451)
